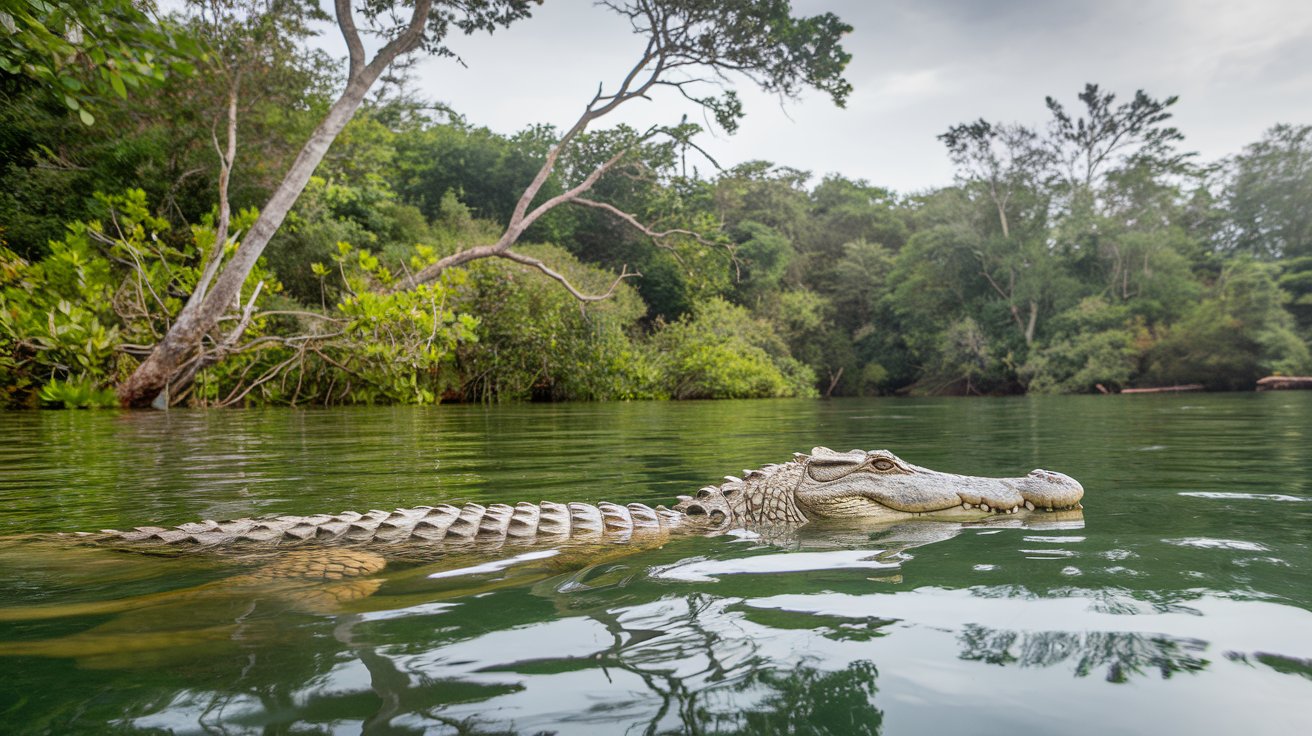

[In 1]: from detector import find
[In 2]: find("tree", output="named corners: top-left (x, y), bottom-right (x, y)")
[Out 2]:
top-left (939, 120), bottom-right (1050, 242)
top-left (1044, 84), bottom-right (1188, 192)
top-left (1022, 298), bottom-right (1141, 393)
top-left (389, 0), bottom-right (853, 301)
top-left (1224, 124), bottom-right (1312, 260)
top-left (938, 120), bottom-right (1056, 346)
top-left (1088, 163), bottom-right (1202, 321)
top-left (181, 0), bottom-right (334, 347)
top-left (1146, 259), bottom-right (1310, 389)
top-left (116, 0), bottom-right (538, 407)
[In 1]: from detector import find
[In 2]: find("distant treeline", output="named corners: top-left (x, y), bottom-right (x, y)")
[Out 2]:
top-left (2, 8), bottom-right (1310, 407)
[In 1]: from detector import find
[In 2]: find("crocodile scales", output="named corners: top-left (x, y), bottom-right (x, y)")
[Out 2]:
top-left (78, 448), bottom-right (1085, 555)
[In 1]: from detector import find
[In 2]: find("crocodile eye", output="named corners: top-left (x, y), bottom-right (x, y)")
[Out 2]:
top-left (806, 460), bottom-right (863, 482)
top-left (871, 459), bottom-right (896, 472)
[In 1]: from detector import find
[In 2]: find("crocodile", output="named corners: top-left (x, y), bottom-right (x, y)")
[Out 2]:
top-left (79, 447), bottom-right (1084, 557)
top-left (0, 449), bottom-right (1084, 634)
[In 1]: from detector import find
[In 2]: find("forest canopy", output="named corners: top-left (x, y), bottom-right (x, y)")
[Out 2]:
top-left (1, 1), bottom-right (1309, 408)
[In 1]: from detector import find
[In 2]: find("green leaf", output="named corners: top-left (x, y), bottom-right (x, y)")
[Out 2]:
top-left (78, 108), bottom-right (94, 126)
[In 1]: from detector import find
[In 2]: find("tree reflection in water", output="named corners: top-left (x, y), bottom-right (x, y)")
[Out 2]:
top-left (957, 624), bottom-right (1210, 682)
top-left (7, 516), bottom-right (1307, 733)
top-left (280, 588), bottom-right (888, 735)
top-left (696, 660), bottom-right (883, 735)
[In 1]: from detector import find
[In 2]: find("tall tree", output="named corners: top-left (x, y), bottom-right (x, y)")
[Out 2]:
top-left (1225, 124), bottom-right (1312, 260)
top-left (116, 0), bottom-right (537, 407)
top-left (938, 120), bottom-right (1055, 346)
top-left (1044, 83), bottom-right (1188, 192)
top-left (389, 0), bottom-right (853, 298)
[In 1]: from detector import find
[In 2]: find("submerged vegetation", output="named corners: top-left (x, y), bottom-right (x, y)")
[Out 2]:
top-left (1, 2), bottom-right (1309, 407)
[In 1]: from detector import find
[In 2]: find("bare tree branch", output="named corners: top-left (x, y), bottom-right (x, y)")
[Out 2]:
top-left (521, 146), bottom-right (635, 229)
top-left (572, 197), bottom-right (725, 250)
top-left (196, 75), bottom-right (239, 303)
top-left (497, 250), bottom-right (640, 302)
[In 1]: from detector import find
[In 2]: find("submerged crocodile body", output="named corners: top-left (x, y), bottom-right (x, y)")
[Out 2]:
top-left (82, 448), bottom-right (1084, 555)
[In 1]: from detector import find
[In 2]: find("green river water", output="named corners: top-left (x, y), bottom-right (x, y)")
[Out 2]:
top-left (0, 394), bottom-right (1309, 734)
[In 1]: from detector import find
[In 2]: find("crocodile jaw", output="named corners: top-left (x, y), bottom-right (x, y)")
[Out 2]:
top-left (791, 449), bottom-right (1084, 520)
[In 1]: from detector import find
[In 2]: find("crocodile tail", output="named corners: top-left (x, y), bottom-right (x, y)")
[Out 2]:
top-left (83, 501), bottom-right (687, 551)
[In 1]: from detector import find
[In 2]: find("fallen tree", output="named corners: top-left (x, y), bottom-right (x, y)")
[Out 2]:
top-left (1256, 375), bottom-right (1312, 390)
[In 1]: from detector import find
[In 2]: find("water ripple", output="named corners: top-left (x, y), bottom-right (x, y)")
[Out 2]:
top-left (1179, 492), bottom-right (1309, 503)
top-left (650, 550), bottom-right (901, 582)
top-left (1164, 538), bottom-right (1271, 552)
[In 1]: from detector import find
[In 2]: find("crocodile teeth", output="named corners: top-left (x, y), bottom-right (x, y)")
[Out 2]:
top-left (980, 504), bottom-right (991, 512)
top-left (1024, 501), bottom-right (1035, 511)
top-left (962, 502), bottom-right (971, 510)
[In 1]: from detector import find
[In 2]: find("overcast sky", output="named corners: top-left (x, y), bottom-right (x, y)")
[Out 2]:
top-left (389, 0), bottom-right (1312, 193)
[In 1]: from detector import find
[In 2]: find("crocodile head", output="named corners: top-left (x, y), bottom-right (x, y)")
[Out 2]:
top-left (792, 447), bottom-right (1083, 519)
top-left (673, 447), bottom-right (1083, 528)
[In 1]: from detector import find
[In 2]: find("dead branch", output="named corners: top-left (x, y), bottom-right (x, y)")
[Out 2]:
top-left (249, 310), bottom-right (347, 323)
top-left (387, 17), bottom-right (680, 295)
top-left (572, 197), bottom-right (724, 250)
top-left (498, 250), bottom-right (640, 302)
top-left (217, 352), bottom-right (301, 407)
top-left (195, 76), bottom-right (240, 303)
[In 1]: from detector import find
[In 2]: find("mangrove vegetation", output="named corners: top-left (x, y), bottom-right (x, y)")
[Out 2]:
top-left (2, 0), bottom-right (1310, 408)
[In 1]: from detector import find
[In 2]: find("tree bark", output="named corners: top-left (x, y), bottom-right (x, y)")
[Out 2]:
top-left (117, 1), bottom-right (433, 408)
top-left (1024, 299), bottom-right (1038, 346)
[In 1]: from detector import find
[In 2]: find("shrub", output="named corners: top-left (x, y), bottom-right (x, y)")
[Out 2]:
top-left (649, 298), bottom-right (817, 399)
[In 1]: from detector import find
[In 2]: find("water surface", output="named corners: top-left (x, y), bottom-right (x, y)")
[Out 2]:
top-left (1, 395), bottom-right (1309, 734)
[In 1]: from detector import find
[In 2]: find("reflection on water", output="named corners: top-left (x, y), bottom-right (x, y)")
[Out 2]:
top-left (958, 626), bottom-right (1211, 682)
top-left (1, 394), bottom-right (1311, 734)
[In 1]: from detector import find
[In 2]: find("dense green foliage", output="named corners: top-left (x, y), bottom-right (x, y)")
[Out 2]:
top-left (1, 7), bottom-right (1309, 407)
top-left (0, 0), bottom-right (200, 124)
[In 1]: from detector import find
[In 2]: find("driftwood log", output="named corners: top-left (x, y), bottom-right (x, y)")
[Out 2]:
top-left (1121, 384), bottom-right (1205, 394)
top-left (1256, 376), bottom-right (1312, 391)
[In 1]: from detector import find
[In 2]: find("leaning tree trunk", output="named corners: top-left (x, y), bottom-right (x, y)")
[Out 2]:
top-left (117, 1), bottom-right (432, 408)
